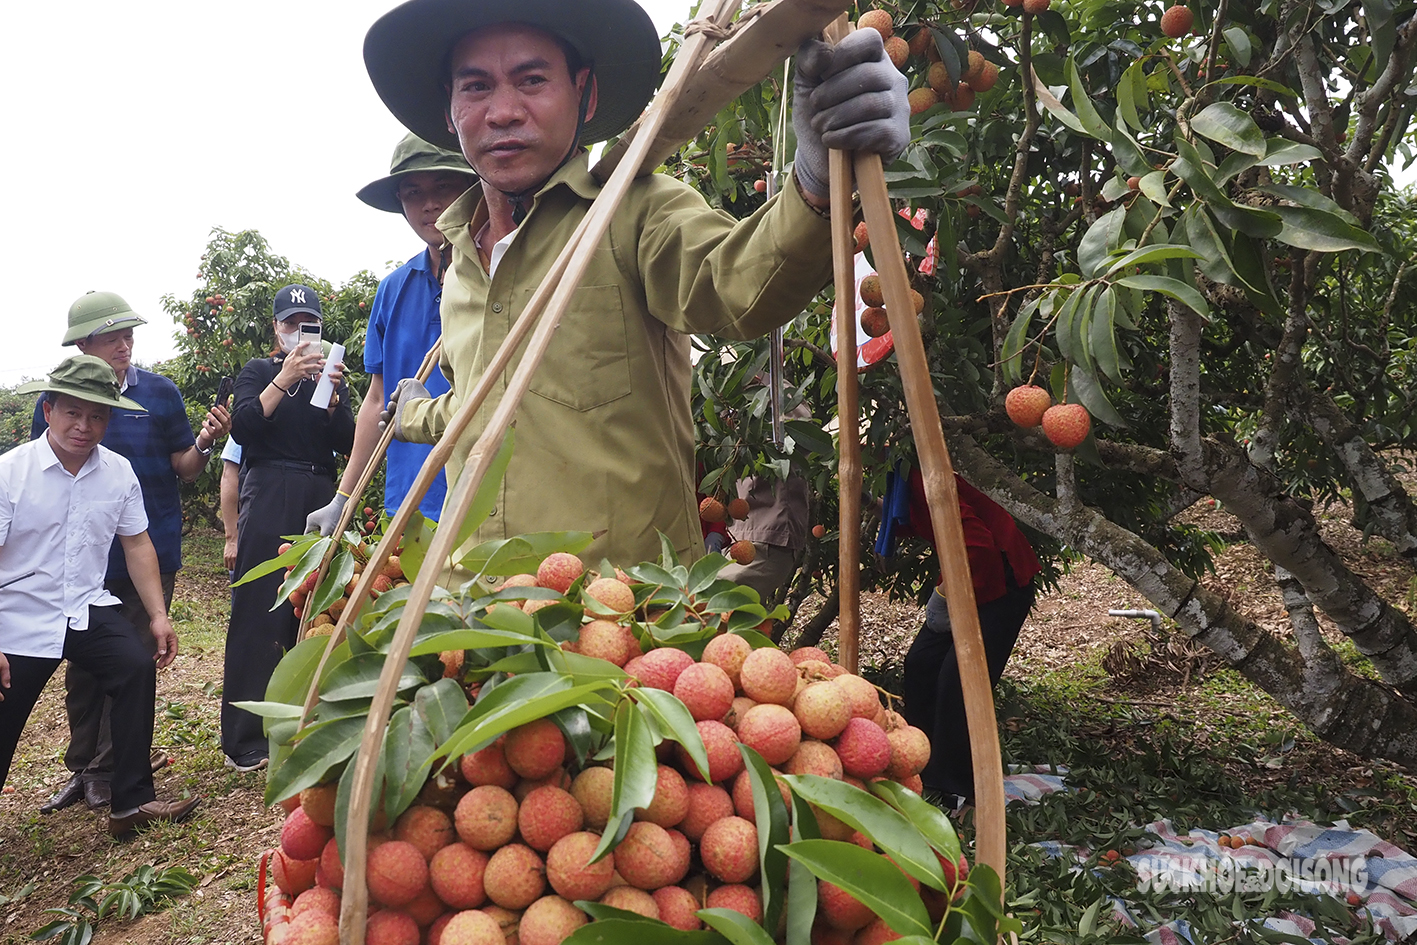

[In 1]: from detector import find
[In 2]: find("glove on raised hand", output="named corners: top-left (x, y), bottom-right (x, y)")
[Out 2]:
top-left (378, 377), bottom-right (431, 443)
top-left (792, 28), bottom-right (912, 199)
top-left (305, 493), bottom-right (349, 536)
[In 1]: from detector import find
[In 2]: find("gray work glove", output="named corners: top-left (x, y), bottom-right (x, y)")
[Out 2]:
top-left (792, 28), bottom-right (912, 199)
top-left (378, 377), bottom-right (431, 442)
top-left (305, 493), bottom-right (349, 536)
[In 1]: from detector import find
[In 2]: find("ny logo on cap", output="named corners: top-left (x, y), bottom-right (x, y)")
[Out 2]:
top-left (289, 288), bottom-right (307, 305)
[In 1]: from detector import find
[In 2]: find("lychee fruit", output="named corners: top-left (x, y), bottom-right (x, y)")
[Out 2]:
top-left (674, 662), bottom-right (736, 722)
top-left (908, 87), bottom-right (938, 115)
top-left (318, 836), bottom-right (344, 890)
top-left (834, 718), bottom-right (893, 778)
top-left (583, 577), bottom-right (635, 616)
top-left (795, 681), bottom-right (853, 740)
top-left (455, 785), bottom-right (520, 851)
top-left (299, 783), bottom-right (338, 828)
top-left (504, 718), bottom-right (566, 779)
top-left (394, 805), bottom-right (456, 862)
top-left (535, 553), bottom-right (583, 593)
top-left (484, 843), bottom-right (546, 910)
top-left (629, 647), bottom-right (694, 691)
top-left (700, 816), bottom-right (760, 883)
top-left (885, 725), bottom-right (931, 779)
top-left (729, 540), bottom-right (756, 565)
top-left (546, 831), bottom-right (616, 901)
top-left (680, 782), bottom-right (735, 840)
top-left (652, 886), bottom-right (703, 930)
top-left (927, 62), bottom-right (953, 95)
top-left (706, 884), bottom-right (761, 922)
top-left (724, 694), bottom-right (757, 732)
top-left (368, 840), bottom-right (431, 908)
top-left (272, 850), bottom-right (318, 896)
top-left (972, 61), bottom-right (1000, 92)
top-left (519, 895), bottom-right (587, 945)
top-left (284, 911), bottom-right (340, 945)
top-left (884, 35), bottom-right (909, 68)
top-left (726, 497), bottom-right (750, 520)
top-left (1004, 385), bottom-right (1051, 428)
top-left (962, 50), bottom-right (986, 85)
top-left (614, 821), bottom-right (685, 891)
top-left (861, 307), bottom-right (890, 338)
top-left (367, 910), bottom-right (420, 945)
top-left (569, 766), bottom-right (615, 830)
top-left (790, 646), bottom-right (831, 665)
top-left (678, 719), bottom-right (745, 783)
top-left (479, 904), bottom-right (522, 945)
top-left (737, 703), bottom-right (802, 766)
top-left (820, 881), bottom-right (875, 931)
top-left (600, 885), bottom-right (661, 918)
top-left (430, 842), bottom-right (489, 908)
top-left (853, 221), bottom-right (870, 252)
top-left (576, 618), bottom-right (634, 666)
top-left (859, 274), bottom-right (884, 307)
top-left (517, 786), bottom-right (585, 852)
top-left (292, 886), bottom-right (341, 920)
top-left (282, 807), bottom-right (334, 862)
top-left (786, 740), bottom-right (845, 780)
top-left (699, 496), bottom-right (727, 523)
top-left (1161, 4), bottom-right (1194, 38)
top-left (439, 908), bottom-right (506, 945)
top-left (635, 764), bottom-right (690, 827)
top-left (856, 917), bottom-right (903, 945)
top-left (514, 768), bottom-right (570, 802)
top-left (1041, 403), bottom-right (1091, 448)
top-left (857, 9), bottom-right (893, 38)
top-left (740, 647), bottom-right (799, 706)
top-left (833, 674), bottom-right (882, 719)
top-left (702, 633), bottom-right (752, 688)
top-left (1022, 0), bottom-right (1050, 12)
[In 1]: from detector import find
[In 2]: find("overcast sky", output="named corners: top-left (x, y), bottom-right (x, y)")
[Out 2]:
top-left (0, 0), bottom-right (694, 385)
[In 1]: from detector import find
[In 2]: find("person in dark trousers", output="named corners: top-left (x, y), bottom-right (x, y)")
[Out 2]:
top-left (32, 291), bottom-right (230, 813)
top-left (1, 355), bottom-right (201, 836)
top-left (878, 464), bottom-right (1041, 806)
top-left (223, 285), bottom-right (354, 771)
top-left (305, 134), bottom-right (475, 535)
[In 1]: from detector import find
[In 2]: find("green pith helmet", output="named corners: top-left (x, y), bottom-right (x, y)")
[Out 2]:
top-left (63, 291), bottom-right (148, 346)
top-left (357, 134), bottom-right (478, 213)
top-left (363, 0), bottom-right (662, 152)
top-left (16, 355), bottom-right (145, 411)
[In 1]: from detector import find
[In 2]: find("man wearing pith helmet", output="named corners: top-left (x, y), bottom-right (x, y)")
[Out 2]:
top-left (365, 0), bottom-right (910, 566)
top-left (305, 135), bottom-right (476, 535)
top-left (1, 355), bottom-right (201, 837)
top-left (32, 291), bottom-right (231, 815)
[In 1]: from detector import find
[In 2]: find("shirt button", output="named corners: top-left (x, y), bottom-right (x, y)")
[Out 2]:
top-left (491, 302), bottom-right (503, 313)
top-left (489, 506), bottom-right (498, 517)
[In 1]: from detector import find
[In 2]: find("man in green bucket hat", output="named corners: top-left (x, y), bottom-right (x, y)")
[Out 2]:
top-left (365, 0), bottom-right (910, 567)
top-left (34, 290), bottom-right (230, 814)
top-left (1, 356), bottom-right (201, 837)
top-left (304, 134), bottom-right (477, 536)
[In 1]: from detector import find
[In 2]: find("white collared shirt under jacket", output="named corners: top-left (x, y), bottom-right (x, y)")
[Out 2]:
top-left (0, 436), bottom-right (148, 657)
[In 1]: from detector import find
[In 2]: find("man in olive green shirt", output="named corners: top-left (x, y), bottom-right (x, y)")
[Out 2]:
top-left (365, 0), bottom-right (909, 567)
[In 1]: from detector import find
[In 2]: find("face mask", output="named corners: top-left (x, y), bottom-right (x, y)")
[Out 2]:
top-left (277, 327), bottom-right (300, 354)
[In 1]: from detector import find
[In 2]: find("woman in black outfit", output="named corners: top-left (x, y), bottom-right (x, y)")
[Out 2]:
top-left (222, 284), bottom-right (354, 771)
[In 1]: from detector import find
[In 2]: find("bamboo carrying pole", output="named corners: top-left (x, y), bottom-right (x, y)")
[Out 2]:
top-left (829, 149), bottom-right (862, 673)
top-left (336, 2), bottom-right (744, 937)
top-left (846, 151), bottom-right (1008, 881)
top-left (294, 340), bottom-right (441, 643)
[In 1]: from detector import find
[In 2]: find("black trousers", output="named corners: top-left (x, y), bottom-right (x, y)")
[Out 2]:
top-left (0, 606), bottom-right (158, 810)
top-left (63, 573), bottom-right (174, 782)
top-left (902, 581), bottom-right (1036, 801)
top-left (222, 465), bottom-right (333, 760)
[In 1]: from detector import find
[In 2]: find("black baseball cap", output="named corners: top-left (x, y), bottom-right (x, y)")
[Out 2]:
top-left (273, 284), bottom-right (323, 321)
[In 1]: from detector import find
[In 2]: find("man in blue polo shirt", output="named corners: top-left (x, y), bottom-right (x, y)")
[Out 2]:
top-left (304, 135), bottom-right (476, 534)
top-left (32, 291), bottom-right (231, 813)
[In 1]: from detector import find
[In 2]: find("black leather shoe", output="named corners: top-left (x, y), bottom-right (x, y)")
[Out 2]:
top-left (108, 796), bottom-right (202, 838)
top-left (40, 774), bottom-right (84, 814)
top-left (84, 779), bottom-right (112, 810)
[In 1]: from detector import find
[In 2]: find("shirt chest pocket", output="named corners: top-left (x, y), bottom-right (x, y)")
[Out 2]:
top-left (82, 499), bottom-right (124, 548)
top-left (519, 284), bottom-right (632, 412)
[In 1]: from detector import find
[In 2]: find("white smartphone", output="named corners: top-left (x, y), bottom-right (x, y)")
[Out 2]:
top-left (299, 322), bottom-right (322, 354)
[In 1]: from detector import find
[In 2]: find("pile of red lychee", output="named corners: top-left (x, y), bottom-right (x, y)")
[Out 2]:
top-left (262, 638), bottom-right (939, 945)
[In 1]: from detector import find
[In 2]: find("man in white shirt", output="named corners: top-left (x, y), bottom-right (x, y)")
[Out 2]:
top-left (0, 355), bottom-right (201, 837)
